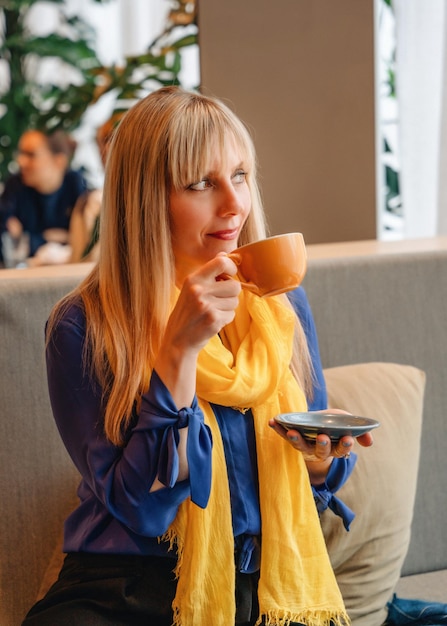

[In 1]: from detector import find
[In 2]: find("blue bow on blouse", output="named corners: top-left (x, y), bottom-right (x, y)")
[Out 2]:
top-left (312, 453), bottom-right (357, 530)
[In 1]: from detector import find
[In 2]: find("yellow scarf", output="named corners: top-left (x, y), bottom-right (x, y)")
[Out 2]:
top-left (162, 290), bottom-right (348, 626)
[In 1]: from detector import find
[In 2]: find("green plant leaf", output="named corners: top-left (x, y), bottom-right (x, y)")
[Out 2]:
top-left (0, 0), bottom-right (197, 182)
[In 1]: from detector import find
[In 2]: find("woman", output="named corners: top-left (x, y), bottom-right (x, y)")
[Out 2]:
top-left (0, 129), bottom-right (86, 264)
top-left (22, 86), bottom-right (373, 626)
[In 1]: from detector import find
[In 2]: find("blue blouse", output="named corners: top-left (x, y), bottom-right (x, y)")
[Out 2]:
top-left (45, 286), bottom-right (355, 561)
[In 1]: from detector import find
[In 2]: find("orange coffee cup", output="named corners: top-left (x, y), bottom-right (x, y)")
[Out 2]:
top-left (227, 232), bottom-right (307, 297)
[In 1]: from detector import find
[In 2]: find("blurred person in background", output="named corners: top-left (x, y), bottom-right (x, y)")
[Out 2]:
top-left (0, 129), bottom-right (86, 266)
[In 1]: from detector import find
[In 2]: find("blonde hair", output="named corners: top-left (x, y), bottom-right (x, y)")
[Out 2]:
top-left (47, 86), bottom-right (312, 445)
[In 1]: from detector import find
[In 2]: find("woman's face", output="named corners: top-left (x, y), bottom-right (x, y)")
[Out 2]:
top-left (169, 139), bottom-right (251, 282)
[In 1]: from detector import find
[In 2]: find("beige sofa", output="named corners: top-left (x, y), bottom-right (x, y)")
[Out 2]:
top-left (1, 237), bottom-right (446, 625)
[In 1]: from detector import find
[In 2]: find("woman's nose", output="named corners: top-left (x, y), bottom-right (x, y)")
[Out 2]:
top-left (217, 182), bottom-right (243, 215)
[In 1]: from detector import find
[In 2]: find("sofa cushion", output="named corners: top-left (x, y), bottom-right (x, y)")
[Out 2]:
top-left (322, 362), bottom-right (425, 626)
top-left (395, 569), bottom-right (447, 603)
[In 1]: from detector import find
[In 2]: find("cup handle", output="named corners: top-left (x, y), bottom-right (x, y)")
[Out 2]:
top-left (226, 252), bottom-right (261, 295)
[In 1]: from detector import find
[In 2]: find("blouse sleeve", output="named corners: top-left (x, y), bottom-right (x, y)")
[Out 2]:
top-left (46, 306), bottom-right (213, 537)
top-left (312, 454), bottom-right (357, 530)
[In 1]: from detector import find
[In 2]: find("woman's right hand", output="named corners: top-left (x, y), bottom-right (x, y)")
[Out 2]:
top-left (168, 253), bottom-right (241, 353)
top-left (153, 253), bottom-right (241, 409)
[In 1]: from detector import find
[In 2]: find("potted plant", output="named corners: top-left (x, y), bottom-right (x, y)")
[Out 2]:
top-left (0, 0), bottom-right (198, 183)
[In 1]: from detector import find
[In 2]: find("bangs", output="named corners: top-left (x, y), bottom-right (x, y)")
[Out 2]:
top-left (168, 101), bottom-right (255, 191)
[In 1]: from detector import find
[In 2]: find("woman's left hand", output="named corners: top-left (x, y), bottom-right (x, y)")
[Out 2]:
top-left (268, 409), bottom-right (374, 483)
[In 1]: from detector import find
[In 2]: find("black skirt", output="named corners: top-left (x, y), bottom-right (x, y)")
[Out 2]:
top-left (21, 552), bottom-right (269, 626)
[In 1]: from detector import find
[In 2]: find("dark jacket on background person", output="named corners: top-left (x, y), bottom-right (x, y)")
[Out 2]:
top-left (0, 170), bottom-right (86, 257)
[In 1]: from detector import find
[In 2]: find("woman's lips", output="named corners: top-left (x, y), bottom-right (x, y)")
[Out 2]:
top-left (208, 229), bottom-right (239, 240)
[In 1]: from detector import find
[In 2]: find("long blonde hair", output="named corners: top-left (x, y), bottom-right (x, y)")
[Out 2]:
top-left (47, 86), bottom-right (312, 445)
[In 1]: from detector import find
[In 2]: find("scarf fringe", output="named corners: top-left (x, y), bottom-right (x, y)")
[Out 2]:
top-left (172, 605), bottom-right (181, 626)
top-left (160, 528), bottom-right (183, 579)
top-left (172, 607), bottom-right (350, 626)
top-left (257, 609), bottom-right (351, 626)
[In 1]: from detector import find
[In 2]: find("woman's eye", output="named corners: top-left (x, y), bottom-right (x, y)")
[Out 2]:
top-left (233, 170), bottom-right (247, 184)
top-left (188, 179), bottom-right (212, 191)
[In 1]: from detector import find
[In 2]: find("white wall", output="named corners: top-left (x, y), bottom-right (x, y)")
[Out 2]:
top-left (394, 0), bottom-right (446, 239)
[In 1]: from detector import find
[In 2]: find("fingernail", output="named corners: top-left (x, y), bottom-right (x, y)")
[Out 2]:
top-left (317, 439), bottom-right (328, 446)
top-left (289, 436), bottom-right (299, 442)
top-left (342, 441), bottom-right (351, 447)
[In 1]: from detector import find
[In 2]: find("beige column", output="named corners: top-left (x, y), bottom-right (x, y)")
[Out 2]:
top-left (198, 0), bottom-right (377, 244)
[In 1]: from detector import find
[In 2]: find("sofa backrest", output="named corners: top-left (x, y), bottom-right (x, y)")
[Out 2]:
top-left (303, 242), bottom-right (447, 576)
top-left (0, 265), bottom-right (90, 625)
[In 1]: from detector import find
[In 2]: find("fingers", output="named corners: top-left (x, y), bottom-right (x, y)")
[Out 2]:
top-left (268, 421), bottom-right (332, 462)
top-left (209, 254), bottom-right (241, 292)
top-left (183, 254), bottom-right (240, 297)
top-left (332, 435), bottom-right (355, 458)
top-left (181, 258), bottom-right (241, 324)
top-left (356, 431), bottom-right (374, 447)
top-left (166, 255), bottom-right (242, 354)
top-left (269, 419), bottom-right (360, 461)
